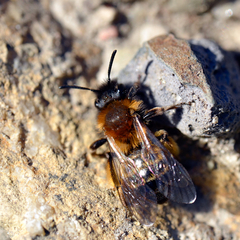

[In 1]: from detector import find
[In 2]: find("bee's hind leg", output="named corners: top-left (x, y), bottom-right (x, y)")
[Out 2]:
top-left (155, 130), bottom-right (180, 158)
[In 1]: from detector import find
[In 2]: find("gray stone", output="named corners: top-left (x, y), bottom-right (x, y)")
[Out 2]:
top-left (118, 34), bottom-right (240, 137)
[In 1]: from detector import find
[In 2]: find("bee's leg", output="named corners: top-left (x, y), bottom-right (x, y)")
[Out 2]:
top-left (108, 154), bottom-right (128, 207)
top-left (128, 61), bottom-right (154, 98)
top-left (155, 129), bottom-right (168, 139)
top-left (89, 138), bottom-right (107, 150)
top-left (143, 102), bottom-right (192, 120)
top-left (127, 76), bottom-right (141, 98)
top-left (155, 130), bottom-right (180, 157)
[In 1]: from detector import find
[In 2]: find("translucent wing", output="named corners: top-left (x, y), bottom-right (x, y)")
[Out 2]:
top-left (133, 116), bottom-right (196, 204)
top-left (107, 136), bottom-right (158, 226)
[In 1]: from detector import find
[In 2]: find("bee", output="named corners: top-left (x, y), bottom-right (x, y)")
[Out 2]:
top-left (60, 50), bottom-right (196, 226)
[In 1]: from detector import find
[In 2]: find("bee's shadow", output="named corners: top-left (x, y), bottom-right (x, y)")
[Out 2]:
top-left (158, 135), bottom-right (215, 238)
top-left (134, 59), bottom-right (185, 129)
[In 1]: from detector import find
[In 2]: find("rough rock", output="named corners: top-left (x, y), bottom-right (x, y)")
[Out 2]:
top-left (118, 34), bottom-right (240, 137)
top-left (0, 0), bottom-right (240, 239)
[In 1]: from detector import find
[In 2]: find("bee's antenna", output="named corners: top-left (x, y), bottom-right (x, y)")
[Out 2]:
top-left (59, 85), bottom-right (99, 93)
top-left (60, 50), bottom-right (117, 92)
top-left (108, 50), bottom-right (117, 85)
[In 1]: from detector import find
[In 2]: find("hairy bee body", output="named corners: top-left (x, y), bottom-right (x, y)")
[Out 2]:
top-left (60, 50), bottom-right (196, 226)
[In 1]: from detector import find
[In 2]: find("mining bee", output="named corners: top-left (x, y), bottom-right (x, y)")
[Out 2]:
top-left (60, 50), bottom-right (196, 226)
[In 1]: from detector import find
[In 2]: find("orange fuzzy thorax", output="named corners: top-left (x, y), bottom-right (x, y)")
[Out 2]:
top-left (97, 99), bottom-right (142, 154)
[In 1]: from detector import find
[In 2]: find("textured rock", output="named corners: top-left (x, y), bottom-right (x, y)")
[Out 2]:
top-left (118, 34), bottom-right (240, 137)
top-left (1, 0), bottom-right (240, 239)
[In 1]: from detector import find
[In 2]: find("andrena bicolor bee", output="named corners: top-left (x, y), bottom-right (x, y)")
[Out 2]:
top-left (60, 50), bottom-right (196, 226)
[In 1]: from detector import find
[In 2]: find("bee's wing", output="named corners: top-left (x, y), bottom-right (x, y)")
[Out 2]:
top-left (133, 116), bottom-right (196, 204)
top-left (107, 136), bottom-right (158, 226)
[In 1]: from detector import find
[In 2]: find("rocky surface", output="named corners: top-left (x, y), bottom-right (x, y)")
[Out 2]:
top-left (0, 0), bottom-right (240, 239)
top-left (118, 34), bottom-right (240, 137)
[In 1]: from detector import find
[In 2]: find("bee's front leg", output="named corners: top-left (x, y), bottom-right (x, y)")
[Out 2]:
top-left (90, 138), bottom-right (107, 150)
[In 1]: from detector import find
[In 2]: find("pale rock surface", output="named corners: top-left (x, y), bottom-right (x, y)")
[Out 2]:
top-left (0, 0), bottom-right (240, 239)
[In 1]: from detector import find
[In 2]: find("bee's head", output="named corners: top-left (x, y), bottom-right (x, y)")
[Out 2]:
top-left (94, 80), bottom-right (127, 109)
top-left (60, 50), bottom-right (125, 109)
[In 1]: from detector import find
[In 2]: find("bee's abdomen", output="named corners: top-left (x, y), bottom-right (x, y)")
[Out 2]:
top-left (129, 151), bottom-right (154, 182)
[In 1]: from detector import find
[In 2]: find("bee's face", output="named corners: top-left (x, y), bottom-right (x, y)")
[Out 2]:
top-left (95, 87), bottom-right (120, 109)
top-left (94, 81), bottom-right (128, 109)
